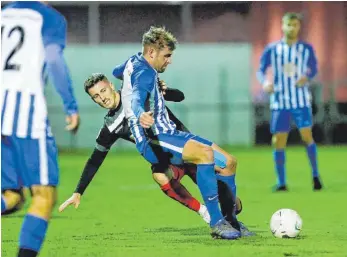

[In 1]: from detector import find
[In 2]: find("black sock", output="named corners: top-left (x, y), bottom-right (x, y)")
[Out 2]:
top-left (18, 248), bottom-right (38, 257)
top-left (217, 180), bottom-right (240, 231)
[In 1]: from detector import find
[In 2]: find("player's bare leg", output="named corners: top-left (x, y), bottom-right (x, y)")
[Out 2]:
top-left (1, 189), bottom-right (25, 215)
top-left (299, 127), bottom-right (323, 190)
top-left (272, 132), bottom-right (289, 191)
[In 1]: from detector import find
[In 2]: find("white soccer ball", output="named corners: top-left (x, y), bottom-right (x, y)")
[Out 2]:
top-left (270, 209), bottom-right (302, 238)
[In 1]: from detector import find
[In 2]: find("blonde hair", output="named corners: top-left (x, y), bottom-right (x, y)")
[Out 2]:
top-left (142, 26), bottom-right (177, 51)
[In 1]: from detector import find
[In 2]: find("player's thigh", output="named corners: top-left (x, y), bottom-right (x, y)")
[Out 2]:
top-left (16, 136), bottom-right (59, 188)
top-left (182, 134), bottom-right (215, 163)
top-left (1, 136), bottom-right (21, 190)
top-left (151, 163), bottom-right (174, 185)
top-left (190, 135), bottom-right (235, 165)
top-left (270, 109), bottom-right (291, 134)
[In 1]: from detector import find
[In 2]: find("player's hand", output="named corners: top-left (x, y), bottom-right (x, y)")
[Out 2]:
top-left (159, 80), bottom-right (168, 95)
top-left (263, 81), bottom-right (274, 93)
top-left (65, 113), bottom-right (80, 134)
top-left (296, 76), bottom-right (309, 87)
top-left (58, 193), bottom-right (81, 212)
top-left (139, 111), bottom-right (154, 128)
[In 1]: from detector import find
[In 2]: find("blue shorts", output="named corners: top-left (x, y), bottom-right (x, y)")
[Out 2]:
top-left (270, 107), bottom-right (313, 134)
top-left (139, 130), bottom-right (227, 169)
top-left (1, 135), bottom-right (59, 190)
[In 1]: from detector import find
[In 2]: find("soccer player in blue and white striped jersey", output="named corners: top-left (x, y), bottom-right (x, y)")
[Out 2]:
top-left (257, 12), bottom-right (323, 191)
top-left (1, 2), bottom-right (80, 256)
top-left (120, 26), bottom-right (246, 239)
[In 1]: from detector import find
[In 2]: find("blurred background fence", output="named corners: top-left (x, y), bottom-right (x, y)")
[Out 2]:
top-left (3, 1), bottom-right (346, 149)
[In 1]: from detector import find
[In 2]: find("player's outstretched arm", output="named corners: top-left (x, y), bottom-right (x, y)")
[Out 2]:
top-left (59, 126), bottom-right (119, 212)
top-left (58, 148), bottom-right (108, 212)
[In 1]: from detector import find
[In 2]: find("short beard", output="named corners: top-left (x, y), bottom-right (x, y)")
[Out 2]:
top-left (286, 33), bottom-right (296, 40)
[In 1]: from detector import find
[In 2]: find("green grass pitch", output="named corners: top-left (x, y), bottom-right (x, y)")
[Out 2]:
top-left (2, 146), bottom-right (347, 257)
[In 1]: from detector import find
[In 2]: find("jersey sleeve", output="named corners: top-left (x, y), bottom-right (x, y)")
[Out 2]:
top-left (256, 44), bottom-right (272, 85)
top-left (130, 69), bottom-right (155, 119)
top-left (41, 11), bottom-right (67, 48)
top-left (164, 87), bottom-right (185, 102)
top-left (41, 9), bottom-right (78, 115)
top-left (112, 61), bottom-right (127, 80)
top-left (306, 44), bottom-right (318, 80)
top-left (45, 44), bottom-right (78, 115)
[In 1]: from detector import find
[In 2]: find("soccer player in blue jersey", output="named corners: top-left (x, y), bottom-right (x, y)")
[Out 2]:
top-left (257, 12), bottom-right (323, 191)
top-left (1, 2), bottom-right (80, 256)
top-left (120, 26), bottom-right (244, 240)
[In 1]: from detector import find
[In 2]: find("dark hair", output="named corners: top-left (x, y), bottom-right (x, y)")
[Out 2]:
top-left (84, 73), bottom-right (108, 94)
top-left (142, 26), bottom-right (178, 51)
top-left (282, 12), bottom-right (303, 22)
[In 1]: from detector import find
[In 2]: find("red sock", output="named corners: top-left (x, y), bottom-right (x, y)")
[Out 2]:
top-left (161, 182), bottom-right (201, 212)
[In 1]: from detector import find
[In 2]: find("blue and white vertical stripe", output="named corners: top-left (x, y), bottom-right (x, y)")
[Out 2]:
top-left (150, 77), bottom-right (176, 135)
top-left (257, 40), bottom-right (318, 110)
top-left (1, 89), bottom-right (48, 139)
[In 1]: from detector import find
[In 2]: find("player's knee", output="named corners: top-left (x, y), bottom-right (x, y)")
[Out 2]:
top-left (28, 186), bottom-right (56, 219)
top-left (226, 155), bottom-right (237, 172)
top-left (152, 172), bottom-right (170, 186)
top-left (301, 136), bottom-right (312, 145)
top-left (29, 196), bottom-right (54, 219)
top-left (272, 134), bottom-right (287, 149)
top-left (218, 155), bottom-right (237, 175)
top-left (300, 131), bottom-right (314, 144)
